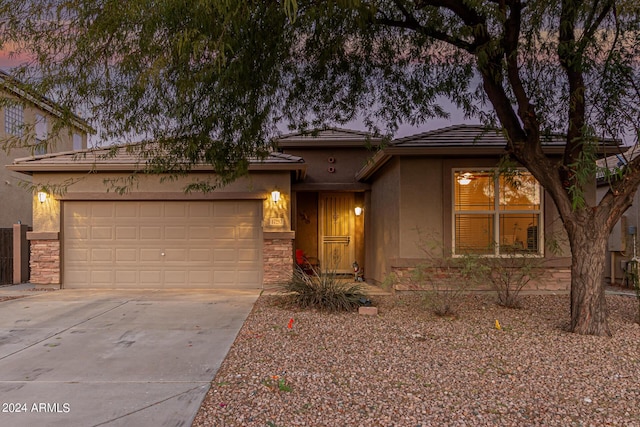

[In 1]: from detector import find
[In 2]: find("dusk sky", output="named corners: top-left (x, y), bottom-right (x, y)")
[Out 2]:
top-left (0, 44), bottom-right (473, 144)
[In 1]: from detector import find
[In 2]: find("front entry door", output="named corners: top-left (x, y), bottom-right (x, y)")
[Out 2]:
top-left (319, 193), bottom-right (355, 274)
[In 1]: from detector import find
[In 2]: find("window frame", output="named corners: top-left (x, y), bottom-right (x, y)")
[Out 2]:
top-left (4, 102), bottom-right (24, 136)
top-left (452, 168), bottom-right (544, 257)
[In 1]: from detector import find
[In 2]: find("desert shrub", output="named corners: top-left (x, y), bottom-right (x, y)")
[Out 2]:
top-left (280, 266), bottom-right (368, 312)
top-left (409, 229), bottom-right (484, 317)
top-left (482, 246), bottom-right (544, 308)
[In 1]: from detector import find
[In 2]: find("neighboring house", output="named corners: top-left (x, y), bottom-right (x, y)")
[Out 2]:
top-left (0, 70), bottom-right (92, 228)
top-left (7, 125), bottom-right (618, 290)
top-left (596, 147), bottom-right (640, 286)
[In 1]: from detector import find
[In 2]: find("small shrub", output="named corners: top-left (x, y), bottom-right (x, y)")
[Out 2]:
top-left (409, 229), bottom-right (483, 317)
top-left (482, 247), bottom-right (544, 308)
top-left (280, 266), bottom-right (368, 312)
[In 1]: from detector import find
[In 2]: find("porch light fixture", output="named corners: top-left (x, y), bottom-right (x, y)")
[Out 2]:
top-left (354, 206), bottom-right (363, 216)
top-left (271, 190), bottom-right (281, 204)
top-left (457, 173), bottom-right (473, 186)
top-left (37, 191), bottom-right (47, 204)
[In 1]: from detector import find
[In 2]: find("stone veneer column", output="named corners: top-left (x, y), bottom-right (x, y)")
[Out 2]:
top-left (27, 232), bottom-right (60, 287)
top-left (263, 232), bottom-right (295, 287)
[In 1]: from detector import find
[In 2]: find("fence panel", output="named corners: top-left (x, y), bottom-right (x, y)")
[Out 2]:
top-left (0, 228), bottom-right (13, 285)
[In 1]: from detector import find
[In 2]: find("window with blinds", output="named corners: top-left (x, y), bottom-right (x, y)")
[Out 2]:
top-left (453, 169), bottom-right (542, 256)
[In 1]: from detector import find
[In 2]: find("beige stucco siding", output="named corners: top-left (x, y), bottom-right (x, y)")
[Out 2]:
top-left (365, 157), bottom-right (401, 283)
top-left (1, 91), bottom-right (88, 228)
top-left (398, 157), bottom-right (443, 259)
top-left (31, 171), bottom-right (292, 234)
top-left (284, 148), bottom-right (373, 185)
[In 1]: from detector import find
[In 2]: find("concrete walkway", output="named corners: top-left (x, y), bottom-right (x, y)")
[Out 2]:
top-left (0, 287), bottom-right (259, 427)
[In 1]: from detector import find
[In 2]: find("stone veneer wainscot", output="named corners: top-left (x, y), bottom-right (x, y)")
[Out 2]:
top-left (263, 232), bottom-right (295, 287)
top-left (27, 232), bottom-right (60, 286)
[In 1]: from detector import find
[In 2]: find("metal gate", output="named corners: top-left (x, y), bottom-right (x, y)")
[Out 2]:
top-left (0, 228), bottom-right (12, 285)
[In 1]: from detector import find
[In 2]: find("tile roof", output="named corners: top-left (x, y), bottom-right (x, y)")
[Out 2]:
top-left (8, 142), bottom-right (305, 174)
top-left (356, 124), bottom-right (622, 181)
top-left (276, 127), bottom-right (383, 147)
top-left (0, 70), bottom-right (94, 134)
top-left (390, 124), bottom-right (619, 147)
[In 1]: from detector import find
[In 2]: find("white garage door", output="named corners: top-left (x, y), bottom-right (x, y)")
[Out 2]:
top-left (63, 200), bottom-right (262, 289)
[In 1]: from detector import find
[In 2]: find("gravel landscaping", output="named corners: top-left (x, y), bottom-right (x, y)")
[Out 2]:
top-left (193, 292), bottom-right (640, 427)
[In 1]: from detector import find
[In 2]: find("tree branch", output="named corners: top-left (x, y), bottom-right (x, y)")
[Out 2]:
top-left (558, 0), bottom-right (586, 170)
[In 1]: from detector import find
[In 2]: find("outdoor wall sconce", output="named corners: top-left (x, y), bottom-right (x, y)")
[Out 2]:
top-left (271, 190), bottom-right (281, 204)
top-left (37, 191), bottom-right (47, 204)
top-left (354, 206), bottom-right (363, 216)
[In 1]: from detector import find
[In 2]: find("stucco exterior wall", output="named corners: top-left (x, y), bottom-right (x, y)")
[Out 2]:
top-left (1, 91), bottom-right (88, 228)
top-left (365, 157), bottom-right (401, 285)
top-left (27, 170), bottom-right (295, 287)
top-left (30, 171), bottom-right (292, 234)
top-left (366, 155), bottom-right (572, 292)
top-left (283, 148), bottom-right (373, 185)
top-left (398, 157), bottom-right (444, 259)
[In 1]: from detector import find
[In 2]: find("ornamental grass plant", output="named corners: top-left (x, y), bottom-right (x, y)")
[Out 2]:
top-left (280, 265), bottom-right (368, 313)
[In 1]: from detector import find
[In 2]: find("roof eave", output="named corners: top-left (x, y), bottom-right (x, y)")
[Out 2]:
top-left (1, 79), bottom-right (95, 135)
top-left (7, 161), bottom-right (307, 175)
top-left (354, 145), bottom-right (568, 181)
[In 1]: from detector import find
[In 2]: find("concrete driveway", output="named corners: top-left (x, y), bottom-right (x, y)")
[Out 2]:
top-left (0, 288), bottom-right (259, 427)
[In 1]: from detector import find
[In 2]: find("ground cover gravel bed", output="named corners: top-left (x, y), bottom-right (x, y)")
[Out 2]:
top-left (193, 293), bottom-right (640, 427)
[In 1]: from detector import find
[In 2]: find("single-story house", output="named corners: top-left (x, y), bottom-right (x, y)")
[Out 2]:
top-left (7, 125), bottom-right (617, 291)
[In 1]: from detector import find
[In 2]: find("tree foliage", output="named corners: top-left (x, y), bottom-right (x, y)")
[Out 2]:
top-left (3, 0), bottom-right (640, 335)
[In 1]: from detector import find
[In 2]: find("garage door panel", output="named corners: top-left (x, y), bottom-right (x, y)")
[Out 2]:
top-left (189, 226), bottom-right (213, 239)
top-left (213, 270), bottom-right (236, 285)
top-left (140, 249), bottom-right (162, 262)
top-left (67, 226), bottom-right (88, 239)
top-left (64, 200), bottom-right (262, 289)
top-left (238, 226), bottom-right (258, 239)
top-left (139, 204), bottom-right (163, 217)
top-left (91, 270), bottom-right (114, 284)
top-left (91, 227), bottom-right (113, 239)
top-left (164, 248), bottom-right (187, 262)
top-left (238, 248), bottom-right (259, 262)
top-left (214, 248), bottom-right (236, 262)
top-left (91, 248), bottom-right (113, 262)
top-left (189, 249), bottom-right (212, 262)
top-left (66, 248), bottom-right (88, 262)
top-left (115, 204), bottom-right (138, 217)
top-left (65, 269), bottom-right (88, 283)
top-left (116, 226), bottom-right (137, 240)
top-left (164, 271), bottom-right (186, 284)
top-left (212, 226), bottom-right (235, 239)
top-left (116, 248), bottom-right (137, 262)
top-left (188, 270), bottom-right (212, 283)
top-left (92, 204), bottom-right (114, 217)
top-left (165, 226), bottom-right (187, 240)
top-left (164, 203), bottom-right (186, 217)
top-left (139, 270), bottom-right (162, 284)
top-left (189, 203), bottom-right (212, 217)
top-left (140, 226), bottom-right (162, 240)
top-left (115, 270), bottom-right (137, 284)
top-left (238, 270), bottom-right (261, 284)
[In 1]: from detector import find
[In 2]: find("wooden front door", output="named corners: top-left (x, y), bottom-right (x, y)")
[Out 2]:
top-left (319, 193), bottom-right (355, 274)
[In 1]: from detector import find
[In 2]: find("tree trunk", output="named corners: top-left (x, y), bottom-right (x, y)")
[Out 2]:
top-left (567, 222), bottom-right (611, 336)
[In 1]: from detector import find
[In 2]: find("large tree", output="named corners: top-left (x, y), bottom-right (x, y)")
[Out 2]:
top-left (3, 0), bottom-right (640, 335)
